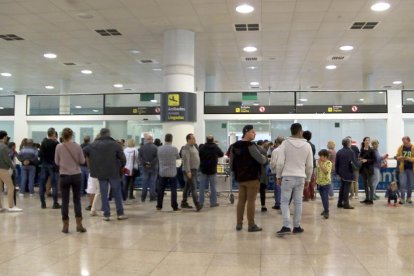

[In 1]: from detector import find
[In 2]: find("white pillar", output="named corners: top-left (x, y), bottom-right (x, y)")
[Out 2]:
top-left (162, 29), bottom-right (196, 148)
top-left (387, 90), bottom-right (404, 156)
top-left (14, 95), bottom-right (28, 146)
top-left (59, 79), bottom-right (71, 115)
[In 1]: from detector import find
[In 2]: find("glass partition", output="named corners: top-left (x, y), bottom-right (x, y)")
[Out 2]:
top-left (0, 121), bottom-right (14, 140)
top-left (402, 90), bottom-right (414, 113)
top-left (27, 95), bottom-right (104, 115)
top-left (105, 93), bottom-right (161, 115)
top-left (0, 96), bottom-right (15, 115)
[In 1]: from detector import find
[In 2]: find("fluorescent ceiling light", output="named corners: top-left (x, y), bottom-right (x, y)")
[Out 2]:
top-left (393, 81), bottom-right (402, 85)
top-left (248, 66), bottom-right (257, 70)
top-left (81, 70), bottom-right (93, 75)
top-left (150, 99), bottom-right (158, 103)
top-left (75, 105), bottom-right (82, 109)
top-left (250, 81), bottom-right (259, 86)
top-left (0, 87), bottom-right (3, 91)
top-left (0, 107), bottom-right (4, 109)
top-left (378, 91), bottom-right (384, 94)
top-left (243, 46), bottom-right (257, 53)
top-left (325, 65), bottom-right (337, 70)
top-left (1, 72), bottom-right (12, 77)
top-left (113, 83), bottom-right (123, 88)
top-left (359, 98), bottom-right (364, 101)
top-left (130, 50), bottom-right (140, 54)
top-left (92, 109), bottom-right (99, 112)
top-left (339, 45), bottom-right (354, 51)
top-left (299, 99), bottom-right (308, 102)
top-left (371, 2), bottom-right (391, 12)
top-left (45, 85), bottom-right (54, 89)
top-left (236, 4), bottom-right (254, 14)
top-left (43, 53), bottom-right (57, 59)
top-left (152, 68), bottom-right (162, 71)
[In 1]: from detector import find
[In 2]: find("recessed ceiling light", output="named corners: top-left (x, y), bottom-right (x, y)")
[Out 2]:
top-left (296, 103), bottom-right (304, 107)
top-left (113, 83), bottom-right (123, 88)
top-left (45, 85), bottom-right (54, 89)
top-left (75, 105), bottom-right (82, 109)
top-left (0, 87), bottom-right (3, 91)
top-left (243, 46), bottom-right (257, 53)
top-left (371, 2), bottom-right (391, 12)
top-left (77, 12), bottom-right (94, 19)
top-left (299, 99), bottom-right (308, 102)
top-left (1, 72), bottom-right (12, 77)
top-left (150, 99), bottom-right (158, 103)
top-left (339, 45), bottom-right (354, 51)
top-left (152, 68), bottom-right (162, 71)
top-left (359, 98), bottom-right (364, 101)
top-left (250, 81), bottom-right (259, 86)
top-left (393, 81), bottom-right (402, 85)
top-left (130, 50), bottom-right (140, 54)
top-left (236, 4), bottom-right (254, 14)
top-left (248, 66), bottom-right (257, 70)
top-left (92, 109), bottom-right (99, 112)
top-left (325, 65), bottom-right (337, 70)
top-left (378, 91), bottom-right (384, 94)
top-left (43, 53), bottom-right (57, 59)
top-left (81, 70), bottom-right (93, 75)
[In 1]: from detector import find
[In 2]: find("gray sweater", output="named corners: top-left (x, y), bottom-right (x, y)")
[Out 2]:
top-left (0, 143), bottom-right (13, 170)
top-left (181, 143), bottom-right (200, 172)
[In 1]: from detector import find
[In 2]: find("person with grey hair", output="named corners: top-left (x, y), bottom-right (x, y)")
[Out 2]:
top-left (335, 137), bottom-right (360, 210)
top-left (138, 134), bottom-right (158, 202)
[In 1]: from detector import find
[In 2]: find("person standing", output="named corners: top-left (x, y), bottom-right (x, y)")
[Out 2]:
top-left (270, 136), bottom-right (284, 210)
top-left (198, 135), bottom-right (224, 208)
top-left (371, 139), bottom-right (388, 200)
top-left (39, 127), bottom-right (61, 209)
top-left (123, 139), bottom-right (139, 201)
top-left (276, 123), bottom-right (313, 235)
top-left (83, 128), bottom-right (127, 221)
top-left (0, 131), bottom-right (22, 212)
top-left (180, 133), bottom-right (202, 211)
top-left (231, 125), bottom-right (267, 232)
top-left (327, 141), bottom-right (336, 199)
top-left (395, 136), bottom-right (414, 204)
top-left (348, 137), bottom-right (360, 199)
top-left (336, 137), bottom-right (360, 210)
top-left (359, 137), bottom-right (375, 205)
top-left (17, 139), bottom-right (39, 196)
top-left (55, 128), bottom-right (86, 233)
top-left (138, 134), bottom-right (158, 202)
top-left (80, 136), bottom-right (90, 197)
top-left (302, 130), bottom-right (316, 201)
top-left (256, 140), bottom-right (269, 212)
top-left (156, 133), bottom-right (181, 211)
top-left (316, 149), bottom-right (333, 219)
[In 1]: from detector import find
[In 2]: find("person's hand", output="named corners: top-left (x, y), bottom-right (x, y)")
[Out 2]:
top-left (397, 156), bottom-right (405, 161)
top-left (186, 171), bottom-right (192, 179)
top-left (277, 178), bottom-right (282, 186)
top-left (361, 159), bottom-right (367, 163)
top-left (23, 160), bottom-right (30, 166)
top-left (384, 154), bottom-right (389, 159)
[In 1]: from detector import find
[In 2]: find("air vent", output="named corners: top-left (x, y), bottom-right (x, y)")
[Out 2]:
top-left (309, 86), bottom-right (319, 89)
top-left (95, 29), bottom-right (122, 36)
top-left (331, 56), bottom-right (345, 60)
top-left (383, 85), bottom-right (392, 88)
top-left (0, 34), bottom-right (24, 41)
top-left (138, 59), bottom-right (158, 64)
top-left (235, 24), bottom-right (260, 32)
top-left (350, 22), bottom-right (379, 30)
top-left (241, 57), bottom-right (262, 62)
top-left (250, 86), bottom-right (260, 89)
top-left (327, 55), bottom-right (349, 61)
top-left (63, 62), bottom-right (77, 66)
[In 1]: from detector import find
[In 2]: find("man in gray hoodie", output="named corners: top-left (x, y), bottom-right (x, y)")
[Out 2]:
top-left (276, 123), bottom-right (313, 235)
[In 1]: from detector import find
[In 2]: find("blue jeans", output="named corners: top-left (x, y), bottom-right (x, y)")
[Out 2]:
top-left (318, 184), bottom-right (331, 213)
top-left (20, 165), bottom-right (36, 194)
top-left (281, 176), bottom-right (305, 228)
top-left (80, 166), bottom-right (89, 195)
top-left (199, 173), bottom-right (218, 206)
top-left (39, 164), bottom-right (59, 204)
top-left (372, 167), bottom-right (380, 195)
top-left (141, 170), bottom-right (157, 201)
top-left (329, 173), bottom-right (335, 197)
top-left (399, 169), bottom-right (414, 200)
top-left (157, 177), bottom-right (178, 209)
top-left (99, 178), bottom-right (124, 217)
top-left (273, 182), bottom-right (281, 207)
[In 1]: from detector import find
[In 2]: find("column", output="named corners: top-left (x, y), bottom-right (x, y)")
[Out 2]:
top-left (387, 90), bottom-right (404, 157)
top-left (13, 95), bottom-right (28, 146)
top-left (59, 79), bottom-right (71, 115)
top-left (162, 29), bottom-right (196, 148)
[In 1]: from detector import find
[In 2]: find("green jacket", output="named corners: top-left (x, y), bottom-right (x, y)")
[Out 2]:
top-left (0, 143), bottom-right (14, 170)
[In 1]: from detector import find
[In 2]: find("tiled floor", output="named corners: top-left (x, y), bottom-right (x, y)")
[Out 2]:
top-left (1, 191), bottom-right (414, 276)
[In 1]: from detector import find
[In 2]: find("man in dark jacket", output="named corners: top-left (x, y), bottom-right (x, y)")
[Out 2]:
top-left (198, 135), bottom-right (224, 208)
top-left (336, 137), bottom-right (360, 209)
top-left (39, 127), bottom-right (61, 209)
top-left (17, 139), bottom-right (38, 196)
top-left (83, 128), bottom-right (127, 221)
top-left (230, 125), bottom-right (267, 232)
top-left (138, 134), bottom-right (159, 202)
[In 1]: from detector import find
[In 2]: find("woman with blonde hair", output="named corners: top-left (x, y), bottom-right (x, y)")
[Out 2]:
top-left (371, 139), bottom-right (388, 200)
top-left (123, 138), bottom-right (139, 200)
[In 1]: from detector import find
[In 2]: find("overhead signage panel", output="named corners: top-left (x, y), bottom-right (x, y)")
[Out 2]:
top-left (160, 92), bottom-right (197, 122)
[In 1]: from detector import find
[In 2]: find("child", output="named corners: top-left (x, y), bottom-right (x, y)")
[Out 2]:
top-left (317, 149), bottom-right (333, 219)
top-left (386, 181), bottom-right (400, 207)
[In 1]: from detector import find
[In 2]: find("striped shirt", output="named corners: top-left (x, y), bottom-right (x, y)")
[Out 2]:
top-left (158, 143), bottom-right (180, 177)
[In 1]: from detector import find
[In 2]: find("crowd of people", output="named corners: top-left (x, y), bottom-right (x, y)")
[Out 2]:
top-left (0, 122), bottom-right (409, 235)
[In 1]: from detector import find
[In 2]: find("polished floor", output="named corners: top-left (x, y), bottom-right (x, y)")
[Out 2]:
top-left (0, 190), bottom-right (413, 276)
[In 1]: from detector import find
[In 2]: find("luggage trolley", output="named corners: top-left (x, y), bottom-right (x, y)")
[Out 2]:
top-left (217, 163), bottom-right (235, 204)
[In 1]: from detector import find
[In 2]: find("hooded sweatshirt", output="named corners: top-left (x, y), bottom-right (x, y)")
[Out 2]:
top-left (276, 137), bottom-right (313, 181)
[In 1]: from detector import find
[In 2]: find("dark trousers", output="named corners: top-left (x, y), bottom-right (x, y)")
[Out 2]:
top-left (80, 165), bottom-right (89, 195)
top-left (157, 177), bottom-right (178, 209)
top-left (318, 184), bottom-right (331, 213)
top-left (39, 164), bottom-right (59, 204)
top-left (388, 195), bottom-right (398, 204)
top-left (182, 169), bottom-right (199, 206)
top-left (338, 179), bottom-right (352, 207)
top-left (260, 182), bottom-right (266, 206)
top-left (60, 174), bottom-right (82, 220)
top-left (361, 170), bottom-right (374, 201)
top-left (122, 175), bottom-right (135, 200)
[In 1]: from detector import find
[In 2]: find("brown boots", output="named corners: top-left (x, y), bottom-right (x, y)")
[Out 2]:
top-left (62, 218), bottom-right (87, 233)
top-left (62, 219), bottom-right (69, 233)
top-left (76, 217), bottom-right (87, 233)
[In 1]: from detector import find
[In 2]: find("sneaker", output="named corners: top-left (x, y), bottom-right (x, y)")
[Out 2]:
top-left (8, 206), bottom-right (22, 212)
top-left (277, 226), bottom-right (291, 235)
top-left (210, 203), bottom-right (220, 207)
top-left (181, 203), bottom-right (193, 209)
top-left (236, 224), bottom-right (243, 231)
top-left (85, 205), bottom-right (91, 211)
top-left (90, 210), bottom-right (97, 216)
top-left (360, 199), bottom-right (368, 204)
top-left (408, 199), bottom-right (413, 204)
top-left (117, 215), bottom-right (128, 220)
top-left (52, 203), bottom-right (61, 209)
top-left (156, 207), bottom-right (162, 211)
top-left (343, 205), bottom-right (355, 209)
top-left (19, 193), bottom-right (24, 197)
top-left (323, 213), bottom-right (329, 219)
top-left (173, 208), bottom-right (181, 211)
top-left (261, 206), bottom-right (267, 212)
top-left (366, 200), bottom-right (373, 205)
top-left (320, 211), bottom-right (325, 216)
top-left (41, 202), bottom-right (46, 209)
top-left (196, 204), bottom-right (203, 212)
top-left (293, 226), bottom-right (304, 234)
top-left (248, 224), bottom-right (262, 232)
top-left (272, 205), bottom-right (280, 210)
top-left (103, 217), bottom-right (110, 221)
top-left (399, 200), bottom-right (405, 205)
top-left (337, 204), bottom-right (344, 208)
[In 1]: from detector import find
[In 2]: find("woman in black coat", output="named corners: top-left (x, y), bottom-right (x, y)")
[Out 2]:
top-left (359, 137), bottom-right (375, 204)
